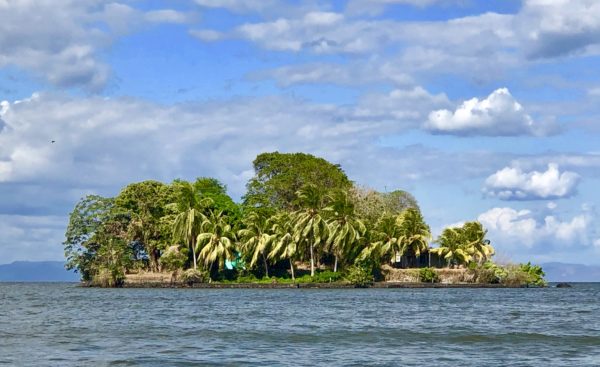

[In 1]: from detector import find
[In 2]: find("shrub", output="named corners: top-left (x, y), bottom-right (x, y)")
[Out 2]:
top-left (312, 270), bottom-right (344, 283)
top-left (519, 262), bottom-right (546, 287)
top-left (159, 246), bottom-right (188, 272)
top-left (345, 265), bottom-right (373, 288)
top-left (418, 267), bottom-right (439, 283)
top-left (94, 267), bottom-right (125, 288)
top-left (181, 269), bottom-right (209, 285)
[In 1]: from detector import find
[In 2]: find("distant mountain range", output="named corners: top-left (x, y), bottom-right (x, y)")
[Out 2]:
top-left (0, 261), bottom-right (79, 282)
top-left (0, 261), bottom-right (598, 282)
top-left (541, 263), bottom-right (600, 282)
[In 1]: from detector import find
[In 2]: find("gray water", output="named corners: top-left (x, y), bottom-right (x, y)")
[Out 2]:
top-left (1, 283), bottom-right (599, 366)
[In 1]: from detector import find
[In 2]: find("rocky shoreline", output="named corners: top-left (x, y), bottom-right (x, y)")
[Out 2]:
top-left (81, 281), bottom-right (528, 289)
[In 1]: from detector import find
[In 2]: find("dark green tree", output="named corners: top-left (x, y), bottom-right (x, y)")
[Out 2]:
top-left (243, 152), bottom-right (351, 212)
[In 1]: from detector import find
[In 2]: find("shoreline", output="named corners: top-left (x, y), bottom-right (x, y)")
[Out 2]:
top-left (81, 281), bottom-right (530, 289)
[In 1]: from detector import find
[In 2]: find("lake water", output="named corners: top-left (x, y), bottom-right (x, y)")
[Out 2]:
top-left (1, 283), bottom-right (599, 366)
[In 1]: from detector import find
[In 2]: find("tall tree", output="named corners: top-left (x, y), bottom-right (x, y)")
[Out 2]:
top-left (196, 210), bottom-right (237, 274)
top-left (238, 211), bottom-right (275, 277)
top-left (115, 180), bottom-right (173, 271)
top-left (171, 180), bottom-right (212, 270)
top-left (243, 152), bottom-right (351, 212)
top-left (325, 190), bottom-right (366, 272)
top-left (63, 195), bottom-right (115, 280)
top-left (397, 209), bottom-right (431, 267)
top-left (268, 212), bottom-right (298, 280)
top-left (292, 184), bottom-right (329, 277)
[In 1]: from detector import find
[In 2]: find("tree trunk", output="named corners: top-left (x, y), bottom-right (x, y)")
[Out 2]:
top-left (262, 253), bottom-right (269, 278)
top-left (192, 238), bottom-right (197, 270)
top-left (289, 259), bottom-right (295, 281)
top-left (428, 251), bottom-right (431, 268)
top-left (334, 256), bottom-right (338, 273)
top-left (310, 243), bottom-right (315, 277)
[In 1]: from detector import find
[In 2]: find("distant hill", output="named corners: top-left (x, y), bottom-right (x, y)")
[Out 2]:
top-left (542, 262), bottom-right (600, 282)
top-left (0, 261), bottom-right (79, 282)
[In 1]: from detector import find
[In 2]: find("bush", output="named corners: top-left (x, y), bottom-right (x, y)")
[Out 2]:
top-left (520, 262), bottom-right (546, 287)
top-left (418, 267), bottom-right (439, 283)
top-left (181, 269), bottom-right (209, 285)
top-left (159, 246), bottom-right (188, 272)
top-left (345, 265), bottom-right (373, 288)
top-left (312, 270), bottom-right (344, 283)
top-left (94, 267), bottom-right (125, 288)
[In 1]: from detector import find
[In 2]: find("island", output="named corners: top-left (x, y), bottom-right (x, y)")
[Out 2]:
top-left (63, 152), bottom-right (545, 288)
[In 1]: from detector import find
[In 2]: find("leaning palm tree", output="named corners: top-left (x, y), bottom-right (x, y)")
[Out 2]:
top-left (238, 211), bottom-right (275, 277)
top-left (268, 212), bottom-right (298, 281)
top-left (171, 181), bottom-right (213, 270)
top-left (325, 190), bottom-right (366, 272)
top-left (430, 227), bottom-right (473, 267)
top-left (292, 184), bottom-right (329, 277)
top-left (397, 208), bottom-right (431, 267)
top-left (196, 210), bottom-right (237, 273)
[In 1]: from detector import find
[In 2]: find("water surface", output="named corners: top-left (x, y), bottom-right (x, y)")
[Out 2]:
top-left (1, 283), bottom-right (599, 366)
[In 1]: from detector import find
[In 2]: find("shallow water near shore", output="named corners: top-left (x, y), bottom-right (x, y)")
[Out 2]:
top-left (1, 283), bottom-right (599, 366)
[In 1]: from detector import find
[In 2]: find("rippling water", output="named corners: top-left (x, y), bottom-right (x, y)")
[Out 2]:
top-left (1, 283), bottom-right (600, 366)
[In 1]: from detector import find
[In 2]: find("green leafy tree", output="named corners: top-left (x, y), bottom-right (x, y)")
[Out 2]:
top-left (115, 180), bottom-right (174, 271)
top-left (292, 184), bottom-right (330, 277)
top-left (243, 152), bottom-right (351, 212)
top-left (325, 190), bottom-right (366, 272)
top-left (196, 210), bottom-right (237, 275)
top-left (63, 195), bottom-right (115, 281)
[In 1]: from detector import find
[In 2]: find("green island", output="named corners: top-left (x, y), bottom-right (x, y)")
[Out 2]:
top-left (63, 152), bottom-right (546, 288)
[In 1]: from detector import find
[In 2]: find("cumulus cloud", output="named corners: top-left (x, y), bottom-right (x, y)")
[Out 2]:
top-left (424, 88), bottom-right (550, 136)
top-left (0, 1), bottom-right (190, 90)
top-left (483, 164), bottom-right (580, 200)
top-left (478, 207), bottom-right (591, 248)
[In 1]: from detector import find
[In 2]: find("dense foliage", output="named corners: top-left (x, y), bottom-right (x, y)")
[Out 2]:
top-left (63, 151), bottom-right (543, 287)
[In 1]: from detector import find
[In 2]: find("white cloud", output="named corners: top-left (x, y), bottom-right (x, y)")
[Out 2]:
top-left (519, 0), bottom-right (600, 59)
top-left (251, 61), bottom-right (413, 87)
top-left (424, 88), bottom-right (548, 136)
top-left (478, 207), bottom-right (591, 249)
top-left (346, 0), bottom-right (459, 16)
top-left (547, 202), bottom-right (557, 210)
top-left (0, 1), bottom-right (190, 90)
top-left (484, 164), bottom-right (580, 200)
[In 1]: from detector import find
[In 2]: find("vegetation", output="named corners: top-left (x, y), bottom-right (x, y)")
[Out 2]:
top-left (63, 151), bottom-right (544, 287)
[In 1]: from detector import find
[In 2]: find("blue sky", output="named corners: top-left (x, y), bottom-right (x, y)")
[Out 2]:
top-left (1, 0), bottom-right (600, 265)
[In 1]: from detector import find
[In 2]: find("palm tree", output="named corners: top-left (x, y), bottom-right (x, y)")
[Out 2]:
top-left (325, 190), bottom-right (366, 272)
top-left (196, 210), bottom-right (237, 273)
top-left (292, 184), bottom-right (329, 277)
top-left (268, 212), bottom-right (298, 281)
top-left (171, 181), bottom-right (212, 270)
top-left (430, 227), bottom-right (473, 267)
top-left (238, 211), bottom-right (275, 277)
top-left (461, 221), bottom-right (495, 263)
top-left (368, 213), bottom-right (402, 264)
top-left (397, 208), bottom-right (431, 267)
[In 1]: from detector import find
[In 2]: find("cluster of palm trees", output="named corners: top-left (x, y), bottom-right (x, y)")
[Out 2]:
top-left (430, 221), bottom-right (495, 267)
top-left (171, 182), bottom-right (495, 280)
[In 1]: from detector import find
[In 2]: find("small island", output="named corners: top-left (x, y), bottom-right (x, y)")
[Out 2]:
top-left (64, 152), bottom-right (545, 288)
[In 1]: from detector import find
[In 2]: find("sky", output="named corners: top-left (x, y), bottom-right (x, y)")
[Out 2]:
top-left (1, 0), bottom-right (599, 265)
